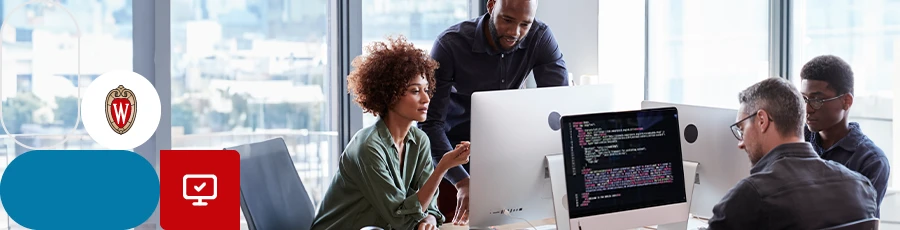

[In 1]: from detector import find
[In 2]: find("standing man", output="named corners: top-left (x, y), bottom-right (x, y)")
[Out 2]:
top-left (419, 0), bottom-right (569, 225)
top-left (800, 55), bottom-right (891, 217)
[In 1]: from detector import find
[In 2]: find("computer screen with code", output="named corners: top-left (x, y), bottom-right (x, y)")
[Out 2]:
top-left (560, 107), bottom-right (687, 219)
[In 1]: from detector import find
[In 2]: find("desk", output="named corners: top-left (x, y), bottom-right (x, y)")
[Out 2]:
top-left (440, 218), bottom-right (555, 230)
top-left (439, 218), bottom-right (711, 230)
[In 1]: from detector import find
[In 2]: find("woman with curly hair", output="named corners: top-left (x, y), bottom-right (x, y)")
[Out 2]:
top-left (311, 36), bottom-right (471, 230)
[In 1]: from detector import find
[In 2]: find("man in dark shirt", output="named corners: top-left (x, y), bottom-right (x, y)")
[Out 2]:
top-left (799, 55), bottom-right (891, 217)
top-left (418, 0), bottom-right (568, 224)
top-left (710, 77), bottom-right (878, 229)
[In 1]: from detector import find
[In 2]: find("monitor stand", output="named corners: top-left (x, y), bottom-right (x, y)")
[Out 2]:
top-left (658, 161), bottom-right (699, 230)
top-left (546, 154), bottom-right (568, 230)
top-left (193, 200), bottom-right (209, 206)
top-left (547, 158), bottom-right (699, 230)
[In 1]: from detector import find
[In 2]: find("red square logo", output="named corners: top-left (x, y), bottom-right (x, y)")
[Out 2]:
top-left (161, 150), bottom-right (240, 230)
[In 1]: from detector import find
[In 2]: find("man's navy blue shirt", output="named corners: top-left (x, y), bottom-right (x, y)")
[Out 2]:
top-left (805, 122), bottom-right (891, 217)
top-left (419, 13), bottom-right (569, 184)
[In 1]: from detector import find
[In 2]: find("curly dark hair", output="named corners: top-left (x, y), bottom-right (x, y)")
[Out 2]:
top-left (800, 55), bottom-right (854, 95)
top-left (348, 35), bottom-right (438, 117)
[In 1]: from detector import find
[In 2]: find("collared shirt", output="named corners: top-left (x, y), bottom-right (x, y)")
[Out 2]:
top-left (419, 13), bottom-right (569, 184)
top-left (707, 142), bottom-right (878, 230)
top-left (805, 122), bottom-right (891, 217)
top-left (312, 119), bottom-right (444, 230)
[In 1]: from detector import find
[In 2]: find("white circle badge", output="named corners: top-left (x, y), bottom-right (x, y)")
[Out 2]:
top-left (81, 70), bottom-right (161, 150)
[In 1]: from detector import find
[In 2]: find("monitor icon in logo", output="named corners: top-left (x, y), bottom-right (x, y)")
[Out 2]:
top-left (105, 85), bottom-right (137, 135)
top-left (183, 174), bottom-right (217, 206)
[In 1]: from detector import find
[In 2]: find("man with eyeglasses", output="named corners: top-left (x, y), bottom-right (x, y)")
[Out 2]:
top-left (799, 55), bottom-right (890, 217)
top-left (708, 77), bottom-right (877, 230)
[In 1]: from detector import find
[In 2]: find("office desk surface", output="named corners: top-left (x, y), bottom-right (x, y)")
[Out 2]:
top-left (437, 218), bottom-right (695, 230)
top-left (440, 218), bottom-right (556, 230)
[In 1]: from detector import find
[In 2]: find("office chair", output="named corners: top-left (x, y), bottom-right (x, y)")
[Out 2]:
top-left (227, 137), bottom-right (317, 230)
top-left (820, 217), bottom-right (880, 230)
top-left (229, 138), bottom-right (387, 230)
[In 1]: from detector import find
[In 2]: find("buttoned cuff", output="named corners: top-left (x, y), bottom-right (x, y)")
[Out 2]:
top-left (426, 208), bottom-right (445, 227)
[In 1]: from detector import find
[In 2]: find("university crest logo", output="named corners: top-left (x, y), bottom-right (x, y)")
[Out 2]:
top-left (106, 85), bottom-right (137, 135)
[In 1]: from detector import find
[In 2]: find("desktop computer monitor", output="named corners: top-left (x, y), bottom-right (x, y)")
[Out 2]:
top-left (559, 107), bottom-right (689, 230)
top-left (641, 101), bottom-right (751, 219)
top-left (468, 84), bottom-right (615, 228)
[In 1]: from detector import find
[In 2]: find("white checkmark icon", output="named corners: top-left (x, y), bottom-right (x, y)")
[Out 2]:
top-left (194, 182), bottom-right (207, 192)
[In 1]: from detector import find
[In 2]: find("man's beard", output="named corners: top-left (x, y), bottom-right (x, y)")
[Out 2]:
top-left (488, 20), bottom-right (518, 53)
top-left (747, 142), bottom-right (764, 166)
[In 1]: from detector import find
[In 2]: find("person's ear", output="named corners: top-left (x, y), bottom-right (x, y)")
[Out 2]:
top-left (842, 93), bottom-right (854, 110)
top-left (757, 110), bottom-right (771, 134)
top-left (486, 0), bottom-right (496, 14)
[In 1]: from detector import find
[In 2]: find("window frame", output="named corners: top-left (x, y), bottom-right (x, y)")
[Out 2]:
top-left (133, 0), bottom-right (170, 228)
top-left (134, 0), bottom-right (361, 228)
top-left (642, 0), bottom-right (895, 191)
top-left (642, 0), bottom-right (776, 106)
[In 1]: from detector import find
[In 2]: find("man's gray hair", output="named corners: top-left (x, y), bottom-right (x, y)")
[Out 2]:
top-left (738, 77), bottom-right (806, 138)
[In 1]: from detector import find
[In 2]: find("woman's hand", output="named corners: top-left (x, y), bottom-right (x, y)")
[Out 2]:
top-left (438, 141), bottom-right (470, 170)
top-left (417, 215), bottom-right (438, 230)
top-left (417, 222), bottom-right (438, 230)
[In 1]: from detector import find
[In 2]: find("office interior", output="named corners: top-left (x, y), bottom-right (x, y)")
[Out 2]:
top-left (0, 0), bottom-right (897, 229)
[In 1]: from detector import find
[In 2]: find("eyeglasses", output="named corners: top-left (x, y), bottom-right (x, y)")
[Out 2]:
top-left (803, 94), bottom-right (845, 110)
top-left (730, 114), bottom-right (755, 141)
top-left (729, 111), bottom-right (773, 141)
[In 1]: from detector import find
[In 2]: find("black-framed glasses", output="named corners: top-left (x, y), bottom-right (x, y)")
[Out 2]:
top-left (804, 94), bottom-right (845, 110)
top-left (730, 114), bottom-right (755, 141)
top-left (729, 111), bottom-right (774, 141)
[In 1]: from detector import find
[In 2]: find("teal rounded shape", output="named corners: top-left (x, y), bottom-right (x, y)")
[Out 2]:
top-left (0, 150), bottom-right (160, 230)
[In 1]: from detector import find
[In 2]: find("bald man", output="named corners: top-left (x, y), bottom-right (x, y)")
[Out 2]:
top-left (418, 0), bottom-right (569, 225)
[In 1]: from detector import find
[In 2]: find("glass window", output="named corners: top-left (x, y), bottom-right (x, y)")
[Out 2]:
top-left (647, 0), bottom-right (770, 110)
top-left (170, 0), bottom-right (333, 227)
top-left (360, 0), bottom-right (472, 127)
top-left (594, 0), bottom-right (645, 111)
top-left (791, 0), bottom-right (899, 189)
top-left (0, 0), bottom-right (133, 228)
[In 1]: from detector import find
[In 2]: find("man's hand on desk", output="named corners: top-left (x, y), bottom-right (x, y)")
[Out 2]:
top-left (452, 177), bottom-right (470, 226)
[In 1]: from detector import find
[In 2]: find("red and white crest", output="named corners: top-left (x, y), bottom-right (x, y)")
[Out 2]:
top-left (105, 85), bottom-right (137, 135)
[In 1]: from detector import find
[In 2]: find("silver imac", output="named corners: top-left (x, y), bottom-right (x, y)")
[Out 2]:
top-left (641, 101), bottom-right (751, 219)
top-left (467, 84), bottom-right (615, 228)
top-left (559, 107), bottom-right (690, 230)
